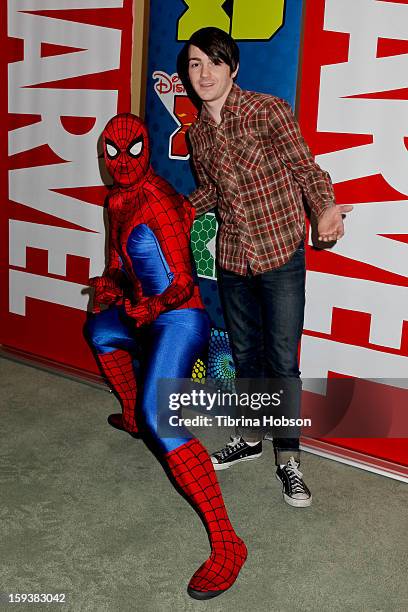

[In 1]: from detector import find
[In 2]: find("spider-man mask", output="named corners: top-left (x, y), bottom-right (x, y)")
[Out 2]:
top-left (103, 113), bottom-right (150, 187)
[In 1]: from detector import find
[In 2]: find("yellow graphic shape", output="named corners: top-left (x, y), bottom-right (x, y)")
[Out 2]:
top-left (178, 1), bottom-right (229, 40)
top-left (177, 0), bottom-right (285, 41)
top-left (192, 358), bottom-right (206, 383)
top-left (231, 0), bottom-right (285, 40)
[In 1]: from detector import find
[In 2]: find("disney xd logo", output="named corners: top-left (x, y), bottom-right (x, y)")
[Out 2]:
top-left (177, 0), bottom-right (286, 41)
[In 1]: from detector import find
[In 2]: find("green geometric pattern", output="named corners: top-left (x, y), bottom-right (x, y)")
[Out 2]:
top-left (191, 213), bottom-right (217, 280)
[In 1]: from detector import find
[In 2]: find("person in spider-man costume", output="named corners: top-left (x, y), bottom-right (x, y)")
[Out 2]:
top-left (85, 114), bottom-right (247, 599)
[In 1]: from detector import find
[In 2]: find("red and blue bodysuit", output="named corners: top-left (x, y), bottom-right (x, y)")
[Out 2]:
top-left (86, 114), bottom-right (246, 599)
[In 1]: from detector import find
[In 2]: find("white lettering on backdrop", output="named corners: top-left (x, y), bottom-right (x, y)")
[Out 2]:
top-left (302, 0), bottom-right (408, 385)
top-left (8, 0), bottom-right (124, 314)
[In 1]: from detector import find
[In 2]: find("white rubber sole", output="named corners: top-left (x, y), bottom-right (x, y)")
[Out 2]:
top-left (211, 452), bottom-right (263, 471)
top-left (275, 473), bottom-right (313, 507)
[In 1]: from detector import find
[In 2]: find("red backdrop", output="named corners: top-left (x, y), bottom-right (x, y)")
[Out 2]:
top-left (298, 0), bottom-right (408, 472)
top-left (1, 0), bottom-right (134, 377)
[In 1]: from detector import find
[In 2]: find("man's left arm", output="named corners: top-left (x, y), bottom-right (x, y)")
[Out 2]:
top-left (123, 193), bottom-right (195, 327)
top-left (267, 98), bottom-right (352, 241)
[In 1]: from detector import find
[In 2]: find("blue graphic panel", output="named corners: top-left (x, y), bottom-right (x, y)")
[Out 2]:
top-left (145, 0), bottom-right (304, 328)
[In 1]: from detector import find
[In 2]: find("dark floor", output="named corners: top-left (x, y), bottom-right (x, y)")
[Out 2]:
top-left (1, 357), bottom-right (407, 612)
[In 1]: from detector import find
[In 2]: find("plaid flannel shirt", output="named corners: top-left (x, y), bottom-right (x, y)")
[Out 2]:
top-left (188, 83), bottom-right (335, 274)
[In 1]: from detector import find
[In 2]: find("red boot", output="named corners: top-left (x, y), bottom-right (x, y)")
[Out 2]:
top-left (97, 350), bottom-right (139, 433)
top-left (165, 438), bottom-right (247, 599)
top-left (107, 413), bottom-right (140, 438)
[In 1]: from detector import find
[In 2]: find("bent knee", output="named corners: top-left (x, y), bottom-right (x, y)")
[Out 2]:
top-left (85, 314), bottom-right (115, 353)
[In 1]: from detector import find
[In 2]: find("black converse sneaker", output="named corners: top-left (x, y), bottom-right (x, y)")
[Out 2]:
top-left (211, 435), bottom-right (262, 471)
top-left (276, 457), bottom-right (312, 507)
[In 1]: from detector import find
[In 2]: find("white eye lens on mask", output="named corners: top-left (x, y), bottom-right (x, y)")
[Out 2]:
top-left (106, 143), bottom-right (118, 158)
top-left (129, 140), bottom-right (143, 157)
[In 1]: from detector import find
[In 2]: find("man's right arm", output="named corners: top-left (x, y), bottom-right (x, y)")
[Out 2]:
top-left (88, 195), bottom-right (125, 312)
top-left (187, 130), bottom-right (218, 216)
top-left (103, 196), bottom-right (126, 284)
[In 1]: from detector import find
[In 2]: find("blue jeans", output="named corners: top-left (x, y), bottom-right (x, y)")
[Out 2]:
top-left (217, 242), bottom-right (305, 464)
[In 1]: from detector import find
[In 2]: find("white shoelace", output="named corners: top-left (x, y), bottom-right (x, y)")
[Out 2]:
top-left (218, 436), bottom-right (244, 460)
top-left (285, 457), bottom-right (306, 494)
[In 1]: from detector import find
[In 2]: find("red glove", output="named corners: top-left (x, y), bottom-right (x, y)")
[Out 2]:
top-left (124, 296), bottom-right (164, 327)
top-left (89, 276), bottom-right (123, 313)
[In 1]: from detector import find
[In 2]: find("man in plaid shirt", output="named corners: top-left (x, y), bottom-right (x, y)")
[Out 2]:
top-left (183, 27), bottom-right (352, 507)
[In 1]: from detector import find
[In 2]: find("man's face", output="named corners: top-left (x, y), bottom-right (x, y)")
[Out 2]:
top-left (187, 44), bottom-right (237, 105)
top-left (103, 113), bottom-right (150, 187)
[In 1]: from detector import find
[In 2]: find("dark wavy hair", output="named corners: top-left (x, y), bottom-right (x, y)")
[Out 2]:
top-left (177, 27), bottom-right (240, 93)
top-left (188, 27), bottom-right (239, 73)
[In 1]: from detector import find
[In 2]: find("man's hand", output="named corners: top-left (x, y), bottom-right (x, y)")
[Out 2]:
top-left (124, 296), bottom-right (163, 327)
top-left (89, 276), bottom-right (122, 313)
top-left (317, 205), bottom-right (353, 242)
